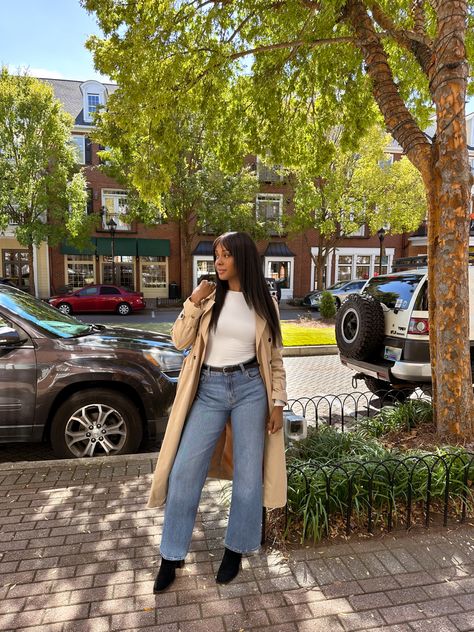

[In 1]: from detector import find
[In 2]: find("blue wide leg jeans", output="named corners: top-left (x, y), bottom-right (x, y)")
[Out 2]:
top-left (160, 364), bottom-right (268, 560)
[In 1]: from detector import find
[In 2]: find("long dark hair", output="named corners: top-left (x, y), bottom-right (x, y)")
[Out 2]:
top-left (209, 232), bottom-right (282, 346)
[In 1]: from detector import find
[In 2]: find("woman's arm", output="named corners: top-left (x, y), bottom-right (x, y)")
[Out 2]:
top-left (171, 280), bottom-right (216, 350)
top-left (171, 298), bottom-right (204, 350)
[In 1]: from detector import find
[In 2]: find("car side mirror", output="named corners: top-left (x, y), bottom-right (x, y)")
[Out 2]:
top-left (0, 327), bottom-right (21, 346)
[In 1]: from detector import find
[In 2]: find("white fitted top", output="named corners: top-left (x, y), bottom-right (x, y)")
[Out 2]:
top-left (204, 291), bottom-right (256, 366)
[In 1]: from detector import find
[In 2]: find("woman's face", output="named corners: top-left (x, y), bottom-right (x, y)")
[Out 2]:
top-left (215, 242), bottom-right (240, 288)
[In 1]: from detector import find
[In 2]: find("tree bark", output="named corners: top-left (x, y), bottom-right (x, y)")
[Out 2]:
top-left (426, 0), bottom-right (473, 434)
top-left (179, 219), bottom-right (194, 299)
top-left (345, 0), bottom-right (473, 436)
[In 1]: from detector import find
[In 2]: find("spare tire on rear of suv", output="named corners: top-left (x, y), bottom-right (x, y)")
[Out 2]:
top-left (335, 294), bottom-right (385, 360)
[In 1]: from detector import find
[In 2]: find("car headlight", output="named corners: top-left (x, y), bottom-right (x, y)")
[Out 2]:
top-left (143, 348), bottom-right (183, 372)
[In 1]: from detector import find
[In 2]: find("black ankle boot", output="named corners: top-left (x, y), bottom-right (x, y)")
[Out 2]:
top-left (153, 558), bottom-right (184, 593)
top-left (216, 547), bottom-right (242, 584)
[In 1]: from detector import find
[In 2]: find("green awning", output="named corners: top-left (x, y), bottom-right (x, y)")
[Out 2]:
top-left (96, 237), bottom-right (137, 256)
top-left (60, 238), bottom-right (97, 256)
top-left (137, 238), bottom-right (170, 257)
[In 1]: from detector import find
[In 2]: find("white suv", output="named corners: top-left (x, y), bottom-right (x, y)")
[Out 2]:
top-left (335, 257), bottom-right (474, 397)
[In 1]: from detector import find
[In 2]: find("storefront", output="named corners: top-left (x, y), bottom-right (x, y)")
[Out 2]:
top-left (263, 243), bottom-right (295, 300)
top-left (60, 237), bottom-right (170, 298)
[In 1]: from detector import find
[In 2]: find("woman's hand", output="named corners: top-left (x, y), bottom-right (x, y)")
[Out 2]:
top-left (190, 280), bottom-right (216, 305)
top-left (267, 406), bottom-right (283, 435)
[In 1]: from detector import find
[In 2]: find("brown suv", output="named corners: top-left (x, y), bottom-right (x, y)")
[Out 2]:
top-left (0, 285), bottom-right (183, 458)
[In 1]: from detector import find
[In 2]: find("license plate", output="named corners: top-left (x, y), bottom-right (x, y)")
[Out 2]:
top-left (384, 346), bottom-right (402, 361)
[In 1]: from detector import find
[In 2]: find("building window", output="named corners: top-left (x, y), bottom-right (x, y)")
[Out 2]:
top-left (141, 256), bottom-right (167, 289)
top-left (336, 251), bottom-right (392, 281)
top-left (266, 260), bottom-right (290, 290)
top-left (374, 255), bottom-right (389, 276)
top-left (337, 255), bottom-right (353, 281)
top-left (102, 189), bottom-right (131, 231)
top-left (197, 259), bottom-right (216, 282)
top-left (256, 157), bottom-right (284, 183)
top-left (66, 255), bottom-right (95, 288)
top-left (256, 194), bottom-right (283, 235)
top-left (355, 255), bottom-right (371, 279)
top-left (71, 135), bottom-right (85, 164)
top-left (102, 256), bottom-right (134, 289)
top-left (87, 93), bottom-right (100, 116)
top-left (2, 250), bottom-right (29, 288)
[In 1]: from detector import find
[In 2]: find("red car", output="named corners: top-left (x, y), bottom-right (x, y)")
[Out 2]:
top-left (48, 284), bottom-right (146, 316)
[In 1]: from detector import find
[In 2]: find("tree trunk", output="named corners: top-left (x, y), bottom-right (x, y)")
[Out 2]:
top-left (179, 220), bottom-right (194, 299)
top-left (426, 0), bottom-right (473, 435)
top-left (27, 244), bottom-right (36, 297)
top-left (346, 0), bottom-right (473, 437)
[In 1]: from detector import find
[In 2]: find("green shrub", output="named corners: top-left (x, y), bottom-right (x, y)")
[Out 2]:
top-left (319, 291), bottom-right (336, 318)
top-left (285, 421), bottom-right (473, 543)
top-left (356, 399), bottom-right (433, 438)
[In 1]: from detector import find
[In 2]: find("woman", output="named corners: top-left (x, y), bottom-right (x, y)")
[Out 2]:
top-left (148, 231), bottom-right (287, 593)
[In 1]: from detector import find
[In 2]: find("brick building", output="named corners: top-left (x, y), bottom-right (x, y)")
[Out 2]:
top-left (2, 78), bottom-right (473, 300)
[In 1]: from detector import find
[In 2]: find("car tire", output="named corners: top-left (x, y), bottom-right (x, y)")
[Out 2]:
top-left (364, 377), bottom-right (415, 403)
top-left (57, 302), bottom-right (72, 315)
top-left (335, 294), bottom-right (385, 360)
top-left (50, 388), bottom-right (143, 459)
top-left (117, 302), bottom-right (131, 316)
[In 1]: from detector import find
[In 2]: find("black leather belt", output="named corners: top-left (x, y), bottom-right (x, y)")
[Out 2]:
top-left (202, 357), bottom-right (259, 374)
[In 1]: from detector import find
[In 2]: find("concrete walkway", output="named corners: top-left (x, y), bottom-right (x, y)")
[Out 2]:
top-left (1, 454), bottom-right (474, 632)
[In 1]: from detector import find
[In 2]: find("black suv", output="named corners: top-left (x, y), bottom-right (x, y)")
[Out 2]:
top-left (0, 285), bottom-right (183, 458)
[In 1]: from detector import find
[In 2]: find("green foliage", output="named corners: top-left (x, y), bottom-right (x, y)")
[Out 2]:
top-left (0, 68), bottom-right (91, 250)
top-left (94, 109), bottom-right (261, 238)
top-left (285, 402), bottom-right (472, 543)
top-left (82, 0), bottom-right (449, 186)
top-left (356, 400), bottom-right (433, 438)
top-left (319, 291), bottom-right (337, 319)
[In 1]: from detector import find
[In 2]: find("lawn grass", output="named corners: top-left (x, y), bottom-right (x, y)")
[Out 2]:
top-left (280, 322), bottom-right (336, 347)
top-left (108, 321), bottom-right (336, 347)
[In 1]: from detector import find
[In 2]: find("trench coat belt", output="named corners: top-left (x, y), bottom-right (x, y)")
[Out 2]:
top-left (202, 357), bottom-right (259, 374)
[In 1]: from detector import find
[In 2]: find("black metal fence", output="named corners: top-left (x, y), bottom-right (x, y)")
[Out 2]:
top-left (260, 389), bottom-right (474, 543)
top-left (285, 452), bottom-right (474, 540)
top-left (285, 388), bottom-right (432, 432)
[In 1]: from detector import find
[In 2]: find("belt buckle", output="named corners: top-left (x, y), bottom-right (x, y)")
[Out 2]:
top-left (222, 365), bottom-right (231, 374)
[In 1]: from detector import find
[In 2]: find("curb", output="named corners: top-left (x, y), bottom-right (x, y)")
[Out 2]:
top-left (282, 344), bottom-right (338, 357)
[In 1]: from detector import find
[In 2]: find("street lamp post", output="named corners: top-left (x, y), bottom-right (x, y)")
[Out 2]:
top-left (377, 227), bottom-right (386, 275)
top-left (107, 217), bottom-right (117, 285)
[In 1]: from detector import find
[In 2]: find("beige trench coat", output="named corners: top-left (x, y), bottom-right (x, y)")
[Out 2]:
top-left (147, 293), bottom-right (288, 509)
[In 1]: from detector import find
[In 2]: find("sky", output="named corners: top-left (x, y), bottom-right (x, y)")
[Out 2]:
top-left (0, 0), bottom-right (109, 82)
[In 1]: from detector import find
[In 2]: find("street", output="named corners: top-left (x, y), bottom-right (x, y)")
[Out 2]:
top-left (76, 303), bottom-right (320, 325)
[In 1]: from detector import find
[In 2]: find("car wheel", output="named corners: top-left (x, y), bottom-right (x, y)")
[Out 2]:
top-left (57, 302), bottom-right (72, 315)
top-left (50, 388), bottom-right (143, 459)
top-left (335, 294), bottom-right (385, 360)
top-left (364, 377), bottom-right (415, 403)
top-left (117, 302), bottom-right (131, 315)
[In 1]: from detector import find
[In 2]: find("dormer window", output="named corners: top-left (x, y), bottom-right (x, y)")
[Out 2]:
top-left (80, 81), bottom-right (107, 123)
top-left (87, 94), bottom-right (100, 117)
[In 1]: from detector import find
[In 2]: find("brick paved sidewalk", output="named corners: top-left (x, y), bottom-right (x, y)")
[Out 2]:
top-left (1, 455), bottom-right (474, 632)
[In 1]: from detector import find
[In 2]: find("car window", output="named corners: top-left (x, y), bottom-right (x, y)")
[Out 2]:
top-left (328, 281), bottom-right (348, 291)
top-left (363, 274), bottom-right (424, 309)
top-left (100, 286), bottom-right (121, 295)
top-left (413, 280), bottom-right (428, 310)
top-left (345, 282), bottom-right (362, 291)
top-left (77, 287), bottom-right (98, 296)
top-left (0, 289), bottom-right (90, 338)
